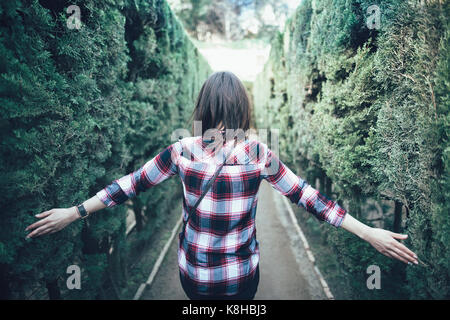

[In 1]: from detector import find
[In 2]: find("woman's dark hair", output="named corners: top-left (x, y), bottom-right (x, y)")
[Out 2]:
top-left (192, 71), bottom-right (251, 135)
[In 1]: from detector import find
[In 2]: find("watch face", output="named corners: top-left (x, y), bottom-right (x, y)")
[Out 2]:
top-left (78, 205), bottom-right (88, 218)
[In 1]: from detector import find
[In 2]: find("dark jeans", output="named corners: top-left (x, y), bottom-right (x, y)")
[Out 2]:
top-left (180, 266), bottom-right (260, 300)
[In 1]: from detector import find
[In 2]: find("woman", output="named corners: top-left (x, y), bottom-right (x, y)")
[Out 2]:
top-left (25, 71), bottom-right (418, 300)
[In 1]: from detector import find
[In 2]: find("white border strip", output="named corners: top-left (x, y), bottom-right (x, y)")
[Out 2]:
top-left (280, 196), bottom-right (335, 300)
top-left (133, 214), bottom-right (184, 300)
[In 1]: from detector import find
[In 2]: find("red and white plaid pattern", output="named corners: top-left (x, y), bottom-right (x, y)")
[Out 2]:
top-left (96, 134), bottom-right (347, 296)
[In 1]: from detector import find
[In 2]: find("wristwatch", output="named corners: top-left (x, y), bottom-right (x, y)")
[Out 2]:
top-left (76, 203), bottom-right (90, 220)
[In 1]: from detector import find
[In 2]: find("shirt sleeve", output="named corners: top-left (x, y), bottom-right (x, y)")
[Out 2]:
top-left (96, 141), bottom-right (182, 208)
top-left (261, 146), bottom-right (347, 228)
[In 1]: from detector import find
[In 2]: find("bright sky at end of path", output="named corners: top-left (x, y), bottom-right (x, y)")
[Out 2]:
top-left (197, 45), bottom-right (271, 82)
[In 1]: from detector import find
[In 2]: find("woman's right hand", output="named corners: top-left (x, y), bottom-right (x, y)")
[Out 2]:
top-left (25, 207), bottom-right (80, 239)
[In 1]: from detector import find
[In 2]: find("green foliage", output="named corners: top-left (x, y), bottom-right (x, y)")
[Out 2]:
top-left (254, 0), bottom-right (449, 299)
top-left (0, 0), bottom-right (210, 299)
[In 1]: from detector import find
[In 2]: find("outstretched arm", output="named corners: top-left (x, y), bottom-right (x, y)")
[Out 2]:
top-left (25, 142), bottom-right (181, 239)
top-left (25, 195), bottom-right (106, 239)
top-left (262, 145), bottom-right (418, 265)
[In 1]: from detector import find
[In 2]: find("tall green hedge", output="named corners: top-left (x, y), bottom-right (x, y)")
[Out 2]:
top-left (254, 0), bottom-right (449, 299)
top-left (0, 0), bottom-right (210, 299)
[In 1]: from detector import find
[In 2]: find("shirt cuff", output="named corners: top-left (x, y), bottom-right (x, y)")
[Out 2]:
top-left (96, 189), bottom-right (117, 208)
top-left (327, 204), bottom-right (347, 228)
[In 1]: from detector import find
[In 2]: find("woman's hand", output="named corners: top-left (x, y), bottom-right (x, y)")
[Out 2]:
top-left (25, 207), bottom-right (80, 239)
top-left (341, 213), bottom-right (419, 265)
top-left (364, 228), bottom-right (418, 265)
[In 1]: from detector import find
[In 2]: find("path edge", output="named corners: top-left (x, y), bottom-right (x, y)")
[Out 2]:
top-left (279, 195), bottom-right (335, 300)
top-left (133, 214), bottom-right (183, 300)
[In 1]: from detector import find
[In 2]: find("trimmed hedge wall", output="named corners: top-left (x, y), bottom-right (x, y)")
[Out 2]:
top-left (254, 0), bottom-right (449, 299)
top-left (0, 0), bottom-right (211, 299)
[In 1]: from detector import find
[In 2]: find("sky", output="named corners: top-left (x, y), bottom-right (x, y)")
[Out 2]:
top-left (197, 45), bottom-right (271, 82)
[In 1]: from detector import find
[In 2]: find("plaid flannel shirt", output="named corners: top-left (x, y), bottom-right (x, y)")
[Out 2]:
top-left (96, 134), bottom-right (347, 296)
